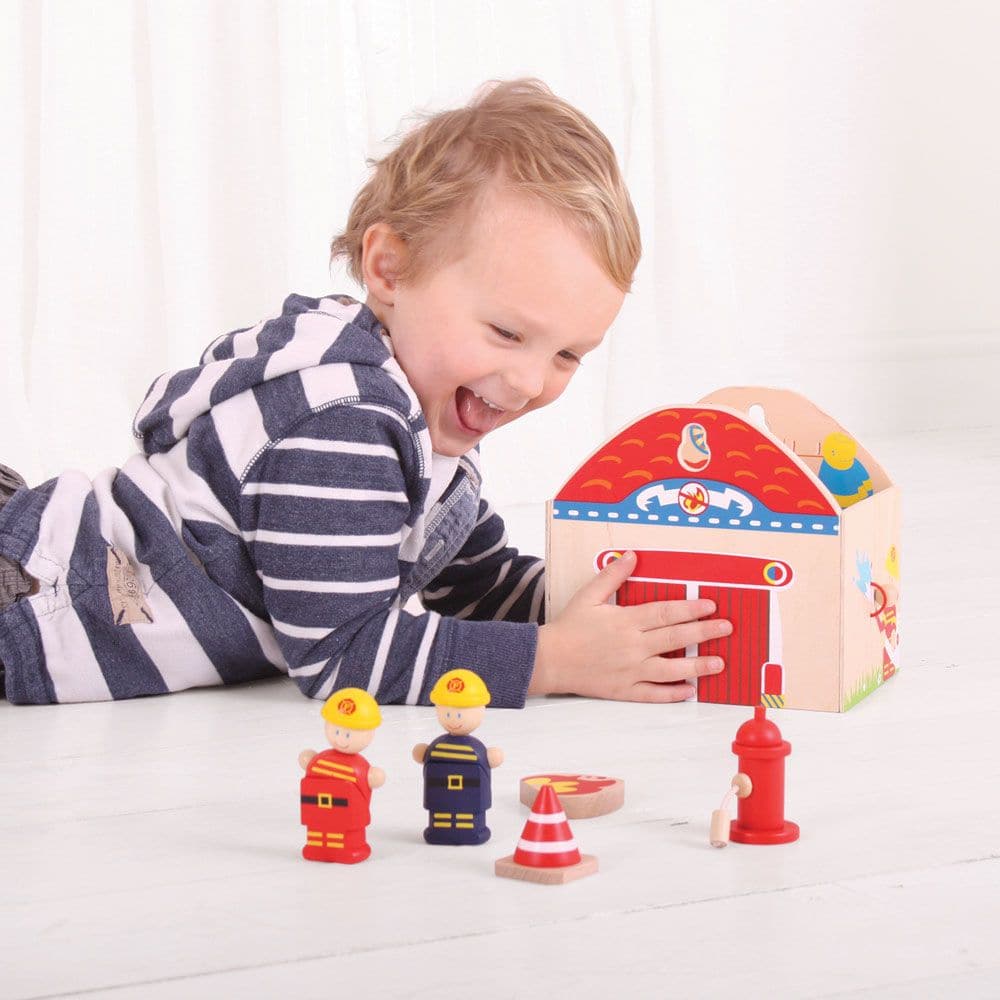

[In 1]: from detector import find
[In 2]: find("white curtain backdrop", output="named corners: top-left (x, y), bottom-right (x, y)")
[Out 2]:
top-left (3, 1), bottom-right (999, 521)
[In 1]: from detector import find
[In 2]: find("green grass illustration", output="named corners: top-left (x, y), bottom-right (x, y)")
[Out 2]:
top-left (843, 664), bottom-right (887, 711)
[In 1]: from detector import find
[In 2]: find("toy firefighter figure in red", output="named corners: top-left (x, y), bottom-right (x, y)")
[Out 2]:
top-left (298, 687), bottom-right (385, 863)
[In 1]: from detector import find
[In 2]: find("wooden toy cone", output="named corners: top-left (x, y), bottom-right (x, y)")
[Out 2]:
top-left (514, 784), bottom-right (582, 867)
top-left (495, 785), bottom-right (598, 884)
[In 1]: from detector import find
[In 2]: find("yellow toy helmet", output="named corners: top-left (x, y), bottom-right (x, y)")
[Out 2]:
top-left (320, 688), bottom-right (382, 729)
top-left (430, 669), bottom-right (491, 708)
top-left (821, 432), bottom-right (857, 471)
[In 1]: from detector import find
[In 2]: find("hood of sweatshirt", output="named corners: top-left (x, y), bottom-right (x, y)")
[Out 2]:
top-left (133, 294), bottom-right (420, 458)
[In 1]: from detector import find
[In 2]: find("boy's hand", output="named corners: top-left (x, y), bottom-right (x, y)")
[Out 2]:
top-left (529, 551), bottom-right (731, 702)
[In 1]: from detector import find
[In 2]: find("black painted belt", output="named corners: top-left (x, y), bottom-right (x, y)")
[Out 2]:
top-left (427, 778), bottom-right (480, 788)
top-left (301, 795), bottom-right (349, 807)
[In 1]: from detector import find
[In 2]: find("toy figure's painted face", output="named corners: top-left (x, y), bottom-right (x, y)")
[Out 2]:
top-left (436, 704), bottom-right (485, 736)
top-left (363, 183), bottom-right (625, 457)
top-left (821, 432), bottom-right (857, 470)
top-left (324, 723), bottom-right (375, 755)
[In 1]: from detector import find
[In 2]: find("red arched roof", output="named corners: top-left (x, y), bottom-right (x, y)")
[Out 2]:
top-left (555, 406), bottom-right (836, 517)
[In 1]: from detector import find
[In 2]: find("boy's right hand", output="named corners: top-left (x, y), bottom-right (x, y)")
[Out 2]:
top-left (529, 550), bottom-right (731, 702)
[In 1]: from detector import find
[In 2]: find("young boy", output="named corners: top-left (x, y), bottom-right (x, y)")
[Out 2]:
top-left (0, 80), bottom-right (730, 708)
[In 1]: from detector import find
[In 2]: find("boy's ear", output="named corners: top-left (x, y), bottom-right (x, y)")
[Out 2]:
top-left (361, 223), bottom-right (408, 304)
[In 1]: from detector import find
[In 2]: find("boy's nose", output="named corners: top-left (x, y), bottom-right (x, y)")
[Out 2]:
top-left (503, 363), bottom-right (546, 407)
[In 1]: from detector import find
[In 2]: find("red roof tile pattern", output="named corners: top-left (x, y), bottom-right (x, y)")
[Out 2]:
top-left (556, 406), bottom-right (836, 517)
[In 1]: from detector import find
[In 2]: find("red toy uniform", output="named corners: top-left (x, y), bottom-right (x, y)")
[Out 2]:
top-left (300, 749), bottom-right (373, 863)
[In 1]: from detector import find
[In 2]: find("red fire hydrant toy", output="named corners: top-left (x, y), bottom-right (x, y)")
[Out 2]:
top-left (711, 706), bottom-right (799, 846)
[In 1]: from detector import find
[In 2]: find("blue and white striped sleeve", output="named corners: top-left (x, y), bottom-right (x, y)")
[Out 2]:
top-left (239, 406), bottom-right (538, 707)
top-left (420, 498), bottom-right (547, 625)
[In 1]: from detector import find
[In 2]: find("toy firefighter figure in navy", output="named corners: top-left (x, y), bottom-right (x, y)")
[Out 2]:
top-left (298, 688), bottom-right (385, 864)
top-left (412, 669), bottom-right (504, 845)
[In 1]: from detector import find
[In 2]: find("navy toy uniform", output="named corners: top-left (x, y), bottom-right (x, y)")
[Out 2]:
top-left (421, 734), bottom-right (492, 844)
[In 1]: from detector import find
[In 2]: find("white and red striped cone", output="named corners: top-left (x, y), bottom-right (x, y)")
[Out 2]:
top-left (514, 784), bottom-right (581, 867)
top-left (495, 785), bottom-right (598, 884)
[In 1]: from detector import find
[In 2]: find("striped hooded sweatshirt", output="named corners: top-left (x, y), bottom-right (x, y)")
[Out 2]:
top-left (0, 294), bottom-right (544, 706)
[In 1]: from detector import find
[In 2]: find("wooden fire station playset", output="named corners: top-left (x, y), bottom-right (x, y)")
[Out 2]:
top-left (293, 389), bottom-right (901, 874)
top-left (545, 387), bottom-right (901, 713)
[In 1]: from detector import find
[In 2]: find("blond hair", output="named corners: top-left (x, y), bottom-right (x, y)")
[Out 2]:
top-left (330, 79), bottom-right (641, 292)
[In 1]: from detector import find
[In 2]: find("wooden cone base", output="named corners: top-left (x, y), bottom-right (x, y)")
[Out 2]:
top-left (495, 853), bottom-right (598, 885)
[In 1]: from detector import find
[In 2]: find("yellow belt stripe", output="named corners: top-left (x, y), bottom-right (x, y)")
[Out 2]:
top-left (429, 751), bottom-right (478, 761)
top-left (436, 742), bottom-right (476, 752)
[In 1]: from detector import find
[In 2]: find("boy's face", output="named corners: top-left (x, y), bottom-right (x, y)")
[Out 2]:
top-left (364, 186), bottom-right (626, 457)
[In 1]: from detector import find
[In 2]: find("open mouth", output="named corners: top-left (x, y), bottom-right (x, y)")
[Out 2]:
top-left (455, 386), bottom-right (506, 436)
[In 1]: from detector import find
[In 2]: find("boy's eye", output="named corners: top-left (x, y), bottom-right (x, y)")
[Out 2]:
top-left (492, 324), bottom-right (580, 365)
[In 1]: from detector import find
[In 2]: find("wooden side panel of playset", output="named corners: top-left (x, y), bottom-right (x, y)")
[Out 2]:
top-left (838, 485), bottom-right (902, 710)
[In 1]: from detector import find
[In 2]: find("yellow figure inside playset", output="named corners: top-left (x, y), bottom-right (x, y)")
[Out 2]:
top-left (817, 431), bottom-right (874, 508)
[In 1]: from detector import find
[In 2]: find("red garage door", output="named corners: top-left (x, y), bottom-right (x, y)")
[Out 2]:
top-left (602, 550), bottom-right (790, 707)
top-left (697, 585), bottom-right (770, 706)
top-left (617, 580), bottom-right (687, 658)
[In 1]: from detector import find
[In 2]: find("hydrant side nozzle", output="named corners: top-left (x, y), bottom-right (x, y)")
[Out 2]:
top-left (732, 773), bottom-right (753, 799)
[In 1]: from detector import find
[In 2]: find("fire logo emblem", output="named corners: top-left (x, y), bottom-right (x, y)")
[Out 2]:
top-left (679, 482), bottom-right (710, 515)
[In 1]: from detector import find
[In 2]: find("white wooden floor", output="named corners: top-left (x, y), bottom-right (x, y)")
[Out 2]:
top-left (2, 427), bottom-right (998, 1000)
